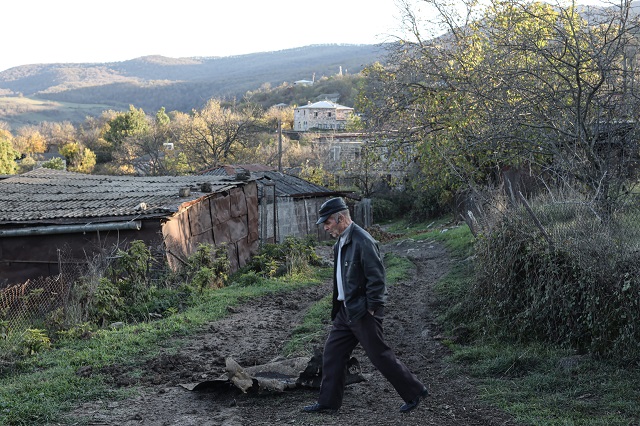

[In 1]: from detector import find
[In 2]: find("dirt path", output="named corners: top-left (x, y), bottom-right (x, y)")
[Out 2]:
top-left (63, 236), bottom-right (520, 426)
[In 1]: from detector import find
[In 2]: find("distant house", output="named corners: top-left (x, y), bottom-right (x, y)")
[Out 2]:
top-left (294, 79), bottom-right (314, 86)
top-left (201, 164), bottom-right (344, 243)
top-left (293, 100), bottom-right (354, 131)
top-left (309, 132), bottom-right (415, 191)
top-left (0, 168), bottom-right (259, 286)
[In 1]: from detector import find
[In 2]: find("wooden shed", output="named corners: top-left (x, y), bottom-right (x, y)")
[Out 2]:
top-left (0, 168), bottom-right (258, 287)
top-left (201, 165), bottom-right (345, 243)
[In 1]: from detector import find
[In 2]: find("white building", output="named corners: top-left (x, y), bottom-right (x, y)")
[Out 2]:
top-left (293, 100), bottom-right (354, 131)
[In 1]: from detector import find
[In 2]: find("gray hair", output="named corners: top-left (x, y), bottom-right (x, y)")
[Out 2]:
top-left (331, 209), bottom-right (350, 221)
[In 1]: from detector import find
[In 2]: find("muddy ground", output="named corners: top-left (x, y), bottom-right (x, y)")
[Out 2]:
top-left (63, 232), bottom-right (521, 426)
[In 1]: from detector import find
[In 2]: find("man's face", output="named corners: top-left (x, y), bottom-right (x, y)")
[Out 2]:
top-left (323, 215), bottom-right (342, 238)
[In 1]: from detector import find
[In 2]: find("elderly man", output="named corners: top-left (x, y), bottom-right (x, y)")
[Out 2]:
top-left (302, 197), bottom-right (429, 414)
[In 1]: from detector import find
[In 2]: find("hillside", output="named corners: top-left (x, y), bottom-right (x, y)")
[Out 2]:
top-left (0, 44), bottom-right (387, 128)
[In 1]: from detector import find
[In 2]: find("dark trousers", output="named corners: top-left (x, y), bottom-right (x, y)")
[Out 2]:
top-left (318, 304), bottom-right (425, 409)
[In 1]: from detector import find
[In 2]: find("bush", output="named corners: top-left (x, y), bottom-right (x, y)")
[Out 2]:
top-left (66, 240), bottom-right (212, 330)
top-left (90, 278), bottom-right (124, 326)
top-left (18, 328), bottom-right (51, 356)
top-left (409, 187), bottom-right (452, 222)
top-left (467, 199), bottom-right (640, 360)
top-left (111, 240), bottom-right (153, 305)
top-left (372, 188), bottom-right (451, 222)
top-left (240, 236), bottom-right (320, 278)
top-left (372, 192), bottom-right (413, 221)
top-left (232, 271), bottom-right (265, 287)
top-left (180, 243), bottom-right (230, 291)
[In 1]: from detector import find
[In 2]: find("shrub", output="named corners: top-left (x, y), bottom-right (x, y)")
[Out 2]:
top-left (240, 236), bottom-right (320, 278)
top-left (18, 328), bottom-right (51, 356)
top-left (90, 278), bottom-right (124, 326)
top-left (232, 271), bottom-right (265, 287)
top-left (180, 243), bottom-right (230, 291)
top-left (41, 157), bottom-right (65, 170)
top-left (372, 192), bottom-right (413, 221)
top-left (468, 198), bottom-right (640, 360)
top-left (56, 322), bottom-right (95, 341)
top-left (111, 240), bottom-right (153, 305)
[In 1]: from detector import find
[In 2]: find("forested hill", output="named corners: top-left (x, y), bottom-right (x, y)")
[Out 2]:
top-left (0, 44), bottom-right (387, 126)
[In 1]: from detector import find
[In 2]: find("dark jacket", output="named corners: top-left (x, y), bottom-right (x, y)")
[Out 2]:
top-left (331, 223), bottom-right (387, 321)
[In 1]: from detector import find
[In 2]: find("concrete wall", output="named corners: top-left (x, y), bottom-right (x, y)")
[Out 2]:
top-left (259, 196), bottom-right (333, 244)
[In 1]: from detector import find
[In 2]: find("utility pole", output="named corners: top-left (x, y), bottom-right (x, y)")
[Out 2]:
top-left (278, 119), bottom-right (283, 172)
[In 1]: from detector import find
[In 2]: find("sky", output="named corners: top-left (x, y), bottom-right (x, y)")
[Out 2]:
top-left (1, 0), bottom-right (614, 73)
top-left (0, 0), bottom-right (404, 72)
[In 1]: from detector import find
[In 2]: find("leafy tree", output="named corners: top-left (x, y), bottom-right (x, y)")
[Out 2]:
top-left (262, 104), bottom-right (294, 130)
top-left (77, 110), bottom-right (119, 164)
top-left (155, 107), bottom-right (170, 127)
top-left (59, 142), bottom-right (97, 173)
top-left (100, 105), bottom-right (150, 162)
top-left (109, 108), bottom-right (192, 176)
top-left (0, 129), bottom-right (19, 174)
top-left (298, 161), bottom-right (336, 188)
top-left (41, 157), bottom-right (66, 170)
top-left (13, 126), bottom-right (48, 155)
top-left (362, 0), bottom-right (640, 213)
top-left (38, 121), bottom-right (77, 149)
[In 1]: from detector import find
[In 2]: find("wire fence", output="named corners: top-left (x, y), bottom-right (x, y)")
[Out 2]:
top-left (0, 272), bottom-right (76, 355)
top-left (528, 196), bottom-right (640, 255)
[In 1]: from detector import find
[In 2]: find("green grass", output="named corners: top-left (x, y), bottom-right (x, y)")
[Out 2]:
top-left (452, 343), bottom-right (640, 425)
top-left (282, 295), bottom-right (332, 356)
top-left (418, 220), bottom-right (640, 426)
top-left (383, 252), bottom-right (414, 284)
top-left (384, 215), bottom-right (474, 258)
top-left (0, 273), bottom-right (325, 426)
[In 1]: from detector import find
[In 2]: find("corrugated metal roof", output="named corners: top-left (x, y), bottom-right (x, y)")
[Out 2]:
top-left (0, 168), bottom-right (249, 224)
top-left (201, 164), bottom-right (276, 176)
top-left (200, 165), bottom-right (336, 198)
top-left (256, 171), bottom-right (335, 198)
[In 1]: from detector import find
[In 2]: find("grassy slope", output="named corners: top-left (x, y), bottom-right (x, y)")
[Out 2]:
top-left (0, 96), bottom-right (113, 127)
top-left (386, 218), bottom-right (640, 426)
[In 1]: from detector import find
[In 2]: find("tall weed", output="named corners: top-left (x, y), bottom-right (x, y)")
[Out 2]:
top-left (469, 198), bottom-right (640, 359)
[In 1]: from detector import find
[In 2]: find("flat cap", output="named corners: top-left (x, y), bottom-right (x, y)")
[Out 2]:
top-left (316, 197), bottom-right (348, 225)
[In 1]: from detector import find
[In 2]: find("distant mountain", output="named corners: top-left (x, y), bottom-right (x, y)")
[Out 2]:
top-left (0, 44), bottom-right (388, 128)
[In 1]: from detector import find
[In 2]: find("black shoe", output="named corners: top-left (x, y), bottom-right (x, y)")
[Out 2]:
top-left (302, 402), bottom-right (337, 413)
top-left (399, 387), bottom-right (429, 413)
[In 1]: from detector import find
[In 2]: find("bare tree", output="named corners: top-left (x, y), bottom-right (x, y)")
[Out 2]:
top-left (177, 99), bottom-right (261, 172)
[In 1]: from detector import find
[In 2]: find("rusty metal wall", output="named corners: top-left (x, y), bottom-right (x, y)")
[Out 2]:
top-left (163, 181), bottom-right (259, 273)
